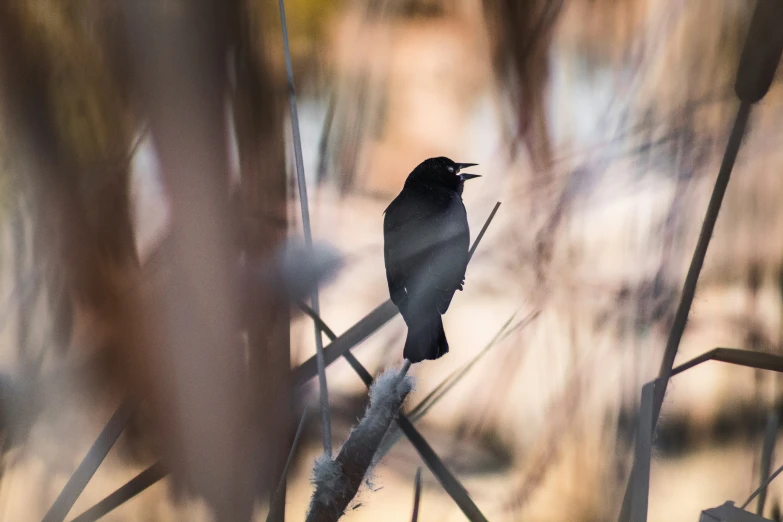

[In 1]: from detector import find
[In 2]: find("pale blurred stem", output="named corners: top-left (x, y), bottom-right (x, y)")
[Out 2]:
top-left (11, 202), bottom-right (33, 368)
top-left (122, 2), bottom-right (252, 517)
top-left (408, 313), bottom-right (521, 422)
top-left (277, 0), bottom-right (332, 456)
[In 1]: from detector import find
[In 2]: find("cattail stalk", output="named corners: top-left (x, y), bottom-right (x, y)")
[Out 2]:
top-left (306, 365), bottom-right (413, 521)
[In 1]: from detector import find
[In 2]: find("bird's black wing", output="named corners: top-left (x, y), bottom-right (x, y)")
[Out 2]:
top-left (383, 190), bottom-right (442, 309)
top-left (427, 195), bottom-right (470, 314)
top-left (384, 189), bottom-right (470, 317)
top-left (383, 204), bottom-right (407, 308)
top-left (395, 192), bottom-right (470, 317)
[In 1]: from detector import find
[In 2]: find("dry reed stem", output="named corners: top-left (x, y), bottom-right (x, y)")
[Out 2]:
top-left (277, 0), bottom-right (332, 457)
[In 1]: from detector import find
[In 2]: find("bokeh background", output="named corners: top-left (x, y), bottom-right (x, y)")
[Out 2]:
top-left (1, 0), bottom-right (783, 520)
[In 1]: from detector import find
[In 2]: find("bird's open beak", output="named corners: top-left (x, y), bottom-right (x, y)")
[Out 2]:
top-left (459, 173), bottom-right (481, 181)
top-left (454, 162), bottom-right (478, 171)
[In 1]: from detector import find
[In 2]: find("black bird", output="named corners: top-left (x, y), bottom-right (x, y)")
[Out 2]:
top-left (383, 157), bottom-right (480, 363)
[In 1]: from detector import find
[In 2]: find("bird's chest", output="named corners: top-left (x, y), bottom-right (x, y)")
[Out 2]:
top-left (395, 192), bottom-right (464, 262)
top-left (410, 186), bottom-right (457, 219)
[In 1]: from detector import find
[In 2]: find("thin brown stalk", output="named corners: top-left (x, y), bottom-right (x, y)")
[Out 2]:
top-left (670, 348), bottom-right (783, 377)
top-left (651, 101), bottom-right (750, 434)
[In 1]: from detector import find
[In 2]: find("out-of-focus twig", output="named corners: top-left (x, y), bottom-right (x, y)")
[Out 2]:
top-left (410, 311), bottom-right (536, 421)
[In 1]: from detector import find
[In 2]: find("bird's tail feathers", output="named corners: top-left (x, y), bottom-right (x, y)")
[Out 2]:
top-left (403, 316), bottom-right (448, 363)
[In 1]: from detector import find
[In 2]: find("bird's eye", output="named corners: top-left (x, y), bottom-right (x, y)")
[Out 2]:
top-left (447, 166), bottom-right (454, 173)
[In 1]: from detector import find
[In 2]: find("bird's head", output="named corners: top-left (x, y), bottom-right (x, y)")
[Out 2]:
top-left (406, 157), bottom-right (481, 193)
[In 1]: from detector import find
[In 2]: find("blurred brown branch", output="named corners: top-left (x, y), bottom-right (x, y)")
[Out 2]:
top-left (230, 0), bottom-right (293, 510)
top-left (0, 0), bottom-right (298, 518)
top-left (481, 0), bottom-right (563, 170)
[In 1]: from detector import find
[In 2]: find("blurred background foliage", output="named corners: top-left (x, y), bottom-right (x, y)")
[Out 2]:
top-left (1, 0), bottom-right (783, 521)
